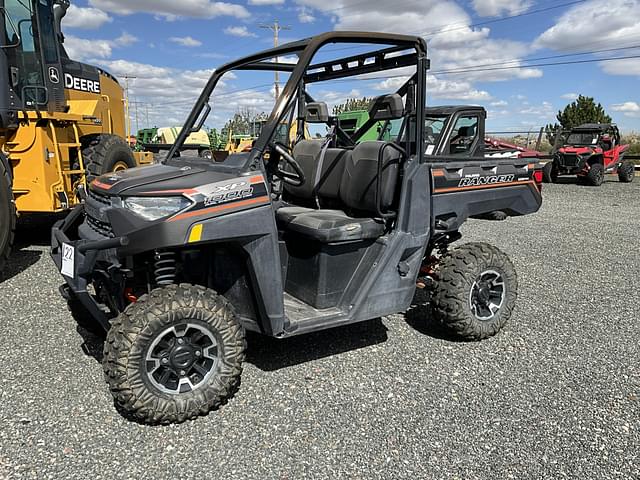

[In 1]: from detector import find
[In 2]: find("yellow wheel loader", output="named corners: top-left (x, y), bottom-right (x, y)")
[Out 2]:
top-left (0, 0), bottom-right (151, 270)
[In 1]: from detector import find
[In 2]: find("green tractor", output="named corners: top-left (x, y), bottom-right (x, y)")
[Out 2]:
top-left (337, 109), bottom-right (397, 142)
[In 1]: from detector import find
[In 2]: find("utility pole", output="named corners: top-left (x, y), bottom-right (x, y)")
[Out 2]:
top-left (123, 75), bottom-right (137, 139)
top-left (259, 20), bottom-right (291, 100)
top-left (133, 97), bottom-right (139, 134)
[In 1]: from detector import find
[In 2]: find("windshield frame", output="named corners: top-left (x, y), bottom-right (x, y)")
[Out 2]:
top-left (566, 131), bottom-right (600, 146)
top-left (166, 31), bottom-right (427, 169)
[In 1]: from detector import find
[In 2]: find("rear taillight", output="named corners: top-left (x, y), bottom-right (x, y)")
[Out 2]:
top-left (533, 169), bottom-right (543, 192)
top-left (533, 169), bottom-right (543, 183)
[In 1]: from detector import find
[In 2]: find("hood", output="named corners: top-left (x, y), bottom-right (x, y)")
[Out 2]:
top-left (559, 146), bottom-right (598, 155)
top-left (91, 156), bottom-right (245, 196)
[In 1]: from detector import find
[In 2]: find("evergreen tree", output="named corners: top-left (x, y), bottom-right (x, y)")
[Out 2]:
top-left (545, 95), bottom-right (612, 146)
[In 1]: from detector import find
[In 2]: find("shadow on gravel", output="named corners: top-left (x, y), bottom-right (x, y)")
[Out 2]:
top-left (553, 176), bottom-right (620, 185)
top-left (1, 214), bottom-right (64, 283)
top-left (0, 246), bottom-right (42, 283)
top-left (74, 317), bottom-right (391, 371)
top-left (246, 318), bottom-right (389, 371)
top-left (16, 213), bottom-right (64, 246)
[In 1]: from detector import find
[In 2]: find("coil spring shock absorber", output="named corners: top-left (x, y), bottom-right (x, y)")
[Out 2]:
top-left (154, 251), bottom-right (176, 286)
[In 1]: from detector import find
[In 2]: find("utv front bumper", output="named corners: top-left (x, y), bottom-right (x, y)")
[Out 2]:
top-left (51, 204), bottom-right (129, 332)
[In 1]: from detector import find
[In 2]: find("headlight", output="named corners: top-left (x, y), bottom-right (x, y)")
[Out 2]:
top-left (122, 196), bottom-right (192, 221)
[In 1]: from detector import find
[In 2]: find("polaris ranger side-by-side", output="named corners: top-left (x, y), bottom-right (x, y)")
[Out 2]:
top-left (544, 123), bottom-right (633, 186)
top-left (51, 32), bottom-right (543, 424)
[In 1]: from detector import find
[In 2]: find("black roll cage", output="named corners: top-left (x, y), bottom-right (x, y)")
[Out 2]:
top-left (166, 31), bottom-right (429, 167)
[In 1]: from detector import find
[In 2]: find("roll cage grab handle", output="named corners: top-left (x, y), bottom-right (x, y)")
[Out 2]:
top-left (166, 32), bottom-right (428, 167)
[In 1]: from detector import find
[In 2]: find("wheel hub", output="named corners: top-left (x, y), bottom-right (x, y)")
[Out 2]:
top-left (145, 323), bottom-right (218, 394)
top-left (170, 345), bottom-right (197, 370)
top-left (469, 270), bottom-right (506, 321)
top-left (477, 284), bottom-right (491, 304)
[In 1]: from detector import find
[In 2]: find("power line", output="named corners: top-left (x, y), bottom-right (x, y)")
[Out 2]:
top-left (431, 53), bottom-right (640, 76)
top-left (313, 44), bottom-right (640, 86)
top-left (421, 0), bottom-right (587, 38)
top-left (429, 44), bottom-right (640, 74)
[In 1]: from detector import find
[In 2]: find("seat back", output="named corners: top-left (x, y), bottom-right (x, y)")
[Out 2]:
top-left (285, 141), bottom-right (350, 204)
top-left (339, 141), bottom-right (401, 216)
top-left (285, 139), bottom-right (323, 199)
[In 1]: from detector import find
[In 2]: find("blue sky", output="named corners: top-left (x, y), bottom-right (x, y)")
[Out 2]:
top-left (61, 0), bottom-right (640, 133)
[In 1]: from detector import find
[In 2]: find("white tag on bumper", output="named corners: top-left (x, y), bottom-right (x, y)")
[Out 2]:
top-left (61, 243), bottom-right (75, 278)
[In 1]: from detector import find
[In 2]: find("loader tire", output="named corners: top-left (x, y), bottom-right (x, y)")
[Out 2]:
top-left (430, 242), bottom-right (517, 341)
top-left (618, 160), bottom-right (635, 183)
top-left (103, 284), bottom-right (246, 425)
top-left (0, 158), bottom-right (16, 273)
top-left (82, 134), bottom-right (136, 182)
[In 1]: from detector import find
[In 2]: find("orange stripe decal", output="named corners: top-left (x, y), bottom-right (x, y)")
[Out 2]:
top-left (142, 189), bottom-right (198, 195)
top-left (434, 180), bottom-right (536, 194)
top-left (432, 169), bottom-right (446, 177)
top-left (92, 179), bottom-right (113, 190)
top-left (249, 175), bottom-right (264, 184)
top-left (169, 195), bottom-right (270, 222)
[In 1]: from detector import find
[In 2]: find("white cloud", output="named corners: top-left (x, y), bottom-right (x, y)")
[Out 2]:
top-left (295, 0), bottom-right (542, 84)
top-left (272, 55), bottom-right (298, 64)
top-left (371, 73), bottom-right (491, 101)
top-left (96, 59), bottom-right (217, 125)
top-left (310, 89), bottom-right (362, 111)
top-left (88, 0), bottom-right (250, 20)
top-left (611, 101), bottom-right (640, 117)
top-left (64, 32), bottom-right (136, 61)
top-left (114, 32), bottom-right (138, 47)
top-left (65, 36), bottom-right (113, 60)
top-left (561, 93), bottom-right (578, 100)
top-left (224, 26), bottom-right (257, 37)
top-left (91, 59), bottom-right (277, 129)
top-left (519, 101), bottom-right (555, 121)
top-left (471, 0), bottom-right (532, 17)
top-left (490, 100), bottom-right (508, 106)
top-left (427, 75), bottom-right (492, 101)
top-left (248, 0), bottom-right (284, 4)
top-left (169, 36), bottom-right (203, 47)
top-left (298, 7), bottom-right (315, 23)
top-left (535, 0), bottom-right (640, 50)
top-left (534, 0), bottom-right (640, 80)
top-left (63, 5), bottom-right (112, 29)
top-left (600, 58), bottom-right (640, 77)
top-left (195, 52), bottom-right (228, 59)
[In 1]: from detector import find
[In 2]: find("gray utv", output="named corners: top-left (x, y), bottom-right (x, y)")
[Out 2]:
top-left (52, 32), bottom-right (543, 424)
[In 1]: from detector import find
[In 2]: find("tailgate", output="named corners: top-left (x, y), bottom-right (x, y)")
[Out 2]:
top-left (429, 158), bottom-right (542, 231)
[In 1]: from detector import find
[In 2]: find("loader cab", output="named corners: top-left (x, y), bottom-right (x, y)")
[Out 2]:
top-left (0, 0), bottom-right (66, 126)
top-left (423, 106), bottom-right (486, 158)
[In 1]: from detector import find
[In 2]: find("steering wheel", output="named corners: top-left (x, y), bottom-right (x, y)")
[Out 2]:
top-left (269, 142), bottom-right (305, 187)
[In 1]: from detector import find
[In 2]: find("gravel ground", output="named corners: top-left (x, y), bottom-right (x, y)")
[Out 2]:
top-left (0, 177), bottom-right (638, 480)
